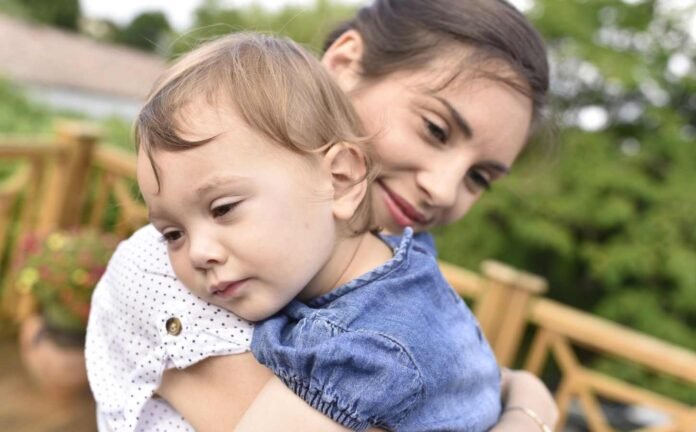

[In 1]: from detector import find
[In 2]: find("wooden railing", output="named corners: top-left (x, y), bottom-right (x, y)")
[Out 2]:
top-left (1, 124), bottom-right (694, 431)
top-left (440, 260), bottom-right (696, 432)
top-left (0, 122), bottom-right (146, 321)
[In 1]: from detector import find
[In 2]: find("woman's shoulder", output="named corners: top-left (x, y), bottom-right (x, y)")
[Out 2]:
top-left (112, 224), bottom-right (173, 276)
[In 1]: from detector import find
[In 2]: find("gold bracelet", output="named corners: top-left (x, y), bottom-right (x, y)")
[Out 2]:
top-left (505, 406), bottom-right (552, 432)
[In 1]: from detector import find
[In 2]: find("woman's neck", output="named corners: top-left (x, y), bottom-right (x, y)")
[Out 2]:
top-left (299, 231), bottom-right (393, 302)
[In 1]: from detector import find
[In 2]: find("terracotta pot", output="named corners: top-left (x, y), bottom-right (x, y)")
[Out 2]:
top-left (18, 314), bottom-right (89, 400)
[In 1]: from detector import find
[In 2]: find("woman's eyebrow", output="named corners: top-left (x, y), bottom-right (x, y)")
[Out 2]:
top-left (433, 96), bottom-right (474, 139)
top-left (481, 160), bottom-right (510, 174)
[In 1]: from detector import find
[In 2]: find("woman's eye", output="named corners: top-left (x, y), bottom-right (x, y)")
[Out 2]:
top-left (160, 231), bottom-right (183, 244)
top-left (423, 117), bottom-right (448, 143)
top-left (211, 202), bottom-right (237, 218)
top-left (467, 170), bottom-right (492, 192)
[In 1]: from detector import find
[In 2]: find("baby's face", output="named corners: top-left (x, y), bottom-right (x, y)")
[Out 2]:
top-left (137, 105), bottom-right (338, 322)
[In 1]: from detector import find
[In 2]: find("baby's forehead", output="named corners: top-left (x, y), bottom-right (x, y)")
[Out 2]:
top-left (172, 97), bottom-right (240, 141)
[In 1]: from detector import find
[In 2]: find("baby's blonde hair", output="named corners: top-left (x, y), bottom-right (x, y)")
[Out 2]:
top-left (136, 32), bottom-right (374, 232)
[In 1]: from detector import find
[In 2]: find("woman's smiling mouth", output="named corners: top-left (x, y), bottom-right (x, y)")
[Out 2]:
top-left (377, 180), bottom-right (430, 228)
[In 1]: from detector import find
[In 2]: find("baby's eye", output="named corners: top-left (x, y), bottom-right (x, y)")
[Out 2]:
top-left (160, 230), bottom-right (183, 244)
top-left (423, 117), bottom-right (448, 144)
top-left (211, 202), bottom-right (238, 218)
top-left (466, 169), bottom-right (492, 193)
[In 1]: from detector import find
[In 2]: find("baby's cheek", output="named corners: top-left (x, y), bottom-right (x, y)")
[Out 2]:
top-left (169, 253), bottom-right (198, 292)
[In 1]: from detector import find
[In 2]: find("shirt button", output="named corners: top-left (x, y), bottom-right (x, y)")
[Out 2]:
top-left (166, 317), bottom-right (182, 336)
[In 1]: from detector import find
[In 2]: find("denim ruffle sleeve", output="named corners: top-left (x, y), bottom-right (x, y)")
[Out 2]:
top-left (252, 302), bottom-right (425, 431)
top-left (383, 231), bottom-right (437, 257)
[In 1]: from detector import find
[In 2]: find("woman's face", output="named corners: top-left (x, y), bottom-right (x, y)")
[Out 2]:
top-left (323, 33), bottom-right (533, 234)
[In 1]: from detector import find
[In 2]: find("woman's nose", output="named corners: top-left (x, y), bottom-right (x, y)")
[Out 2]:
top-left (416, 166), bottom-right (461, 210)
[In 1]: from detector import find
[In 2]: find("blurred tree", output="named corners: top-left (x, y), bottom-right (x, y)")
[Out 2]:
top-left (169, 0), bottom-right (356, 58)
top-left (0, 79), bottom-right (131, 150)
top-left (435, 0), bottom-right (696, 402)
top-left (0, 80), bottom-right (56, 135)
top-left (0, 0), bottom-right (29, 20)
top-left (15, 0), bottom-right (80, 30)
top-left (115, 11), bottom-right (172, 53)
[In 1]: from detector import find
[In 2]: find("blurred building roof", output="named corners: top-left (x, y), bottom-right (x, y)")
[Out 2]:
top-left (0, 14), bottom-right (165, 100)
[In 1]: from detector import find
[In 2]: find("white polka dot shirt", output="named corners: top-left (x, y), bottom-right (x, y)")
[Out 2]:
top-left (85, 224), bottom-right (254, 431)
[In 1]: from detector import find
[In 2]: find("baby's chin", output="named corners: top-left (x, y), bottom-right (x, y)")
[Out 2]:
top-left (214, 299), bottom-right (281, 324)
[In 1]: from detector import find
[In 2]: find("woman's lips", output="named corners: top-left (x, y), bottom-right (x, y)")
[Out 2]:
top-left (378, 181), bottom-right (429, 228)
top-left (211, 279), bottom-right (249, 299)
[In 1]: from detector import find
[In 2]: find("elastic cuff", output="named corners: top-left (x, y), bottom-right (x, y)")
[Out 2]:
top-left (283, 377), bottom-right (371, 431)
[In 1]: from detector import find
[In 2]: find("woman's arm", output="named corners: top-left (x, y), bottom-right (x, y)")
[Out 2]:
top-left (491, 369), bottom-right (559, 432)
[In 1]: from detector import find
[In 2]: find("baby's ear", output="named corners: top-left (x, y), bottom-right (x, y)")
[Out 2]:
top-left (322, 142), bottom-right (369, 222)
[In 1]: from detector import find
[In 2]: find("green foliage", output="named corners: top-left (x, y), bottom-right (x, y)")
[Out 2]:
top-left (169, 0), bottom-right (357, 57)
top-left (101, 117), bottom-right (135, 152)
top-left (114, 11), bottom-right (173, 53)
top-left (435, 0), bottom-right (696, 402)
top-left (0, 79), bottom-right (58, 134)
top-left (5, 0), bottom-right (80, 30)
top-left (0, 79), bottom-right (133, 150)
top-left (0, 0), bottom-right (29, 19)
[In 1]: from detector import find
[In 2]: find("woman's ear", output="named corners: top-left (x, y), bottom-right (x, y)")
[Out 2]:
top-left (321, 29), bottom-right (364, 94)
top-left (321, 142), bottom-right (369, 222)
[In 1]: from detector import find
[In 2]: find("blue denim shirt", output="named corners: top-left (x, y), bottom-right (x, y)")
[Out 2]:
top-left (252, 229), bottom-right (501, 431)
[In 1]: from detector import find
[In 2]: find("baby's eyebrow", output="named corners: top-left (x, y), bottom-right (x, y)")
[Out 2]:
top-left (195, 174), bottom-right (249, 195)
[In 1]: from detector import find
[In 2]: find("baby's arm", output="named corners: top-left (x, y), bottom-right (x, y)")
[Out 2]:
top-left (158, 354), bottom-right (556, 432)
top-left (158, 354), bottom-right (383, 432)
top-left (235, 370), bottom-right (557, 432)
top-left (235, 377), bottom-right (384, 432)
top-left (157, 353), bottom-right (272, 432)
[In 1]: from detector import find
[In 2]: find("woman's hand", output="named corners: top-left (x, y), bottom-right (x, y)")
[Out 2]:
top-left (492, 369), bottom-right (559, 432)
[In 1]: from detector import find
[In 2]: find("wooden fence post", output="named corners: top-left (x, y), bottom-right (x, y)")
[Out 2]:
top-left (474, 260), bottom-right (548, 367)
top-left (38, 122), bottom-right (101, 231)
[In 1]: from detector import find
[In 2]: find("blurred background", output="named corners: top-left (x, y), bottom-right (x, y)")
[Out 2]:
top-left (0, 0), bottom-right (694, 431)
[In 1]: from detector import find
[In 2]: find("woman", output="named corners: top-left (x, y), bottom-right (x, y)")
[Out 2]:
top-left (86, 1), bottom-right (557, 431)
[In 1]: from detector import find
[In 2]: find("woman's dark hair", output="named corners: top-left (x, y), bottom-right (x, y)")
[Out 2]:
top-left (324, 0), bottom-right (549, 126)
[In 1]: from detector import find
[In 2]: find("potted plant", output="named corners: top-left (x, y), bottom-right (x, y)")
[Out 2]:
top-left (15, 229), bottom-right (118, 399)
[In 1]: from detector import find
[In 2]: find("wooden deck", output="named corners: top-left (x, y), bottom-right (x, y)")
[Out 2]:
top-left (0, 339), bottom-right (96, 432)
